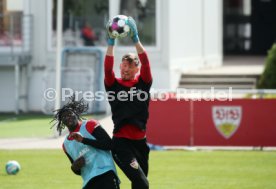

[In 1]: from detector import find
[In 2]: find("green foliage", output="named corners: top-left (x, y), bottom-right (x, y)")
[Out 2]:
top-left (258, 43), bottom-right (276, 89)
top-left (1, 150), bottom-right (276, 189)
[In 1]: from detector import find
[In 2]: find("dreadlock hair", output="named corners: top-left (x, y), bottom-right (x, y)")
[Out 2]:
top-left (51, 95), bottom-right (88, 135)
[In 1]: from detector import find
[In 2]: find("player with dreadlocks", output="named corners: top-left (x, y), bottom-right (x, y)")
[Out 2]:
top-left (52, 96), bottom-right (120, 189)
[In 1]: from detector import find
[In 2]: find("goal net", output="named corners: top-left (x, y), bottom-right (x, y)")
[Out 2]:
top-left (42, 47), bottom-right (106, 114)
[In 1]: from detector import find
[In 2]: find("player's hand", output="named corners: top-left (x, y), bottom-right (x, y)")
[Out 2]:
top-left (71, 156), bottom-right (85, 172)
top-left (106, 19), bottom-right (115, 46)
top-left (70, 132), bottom-right (83, 142)
top-left (127, 17), bottom-right (140, 43)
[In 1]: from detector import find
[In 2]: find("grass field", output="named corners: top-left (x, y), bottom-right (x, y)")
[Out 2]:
top-left (1, 150), bottom-right (276, 189)
top-left (0, 114), bottom-right (52, 138)
top-left (0, 114), bottom-right (104, 138)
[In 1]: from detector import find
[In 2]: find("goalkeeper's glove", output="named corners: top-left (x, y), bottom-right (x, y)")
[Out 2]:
top-left (127, 17), bottom-right (140, 43)
top-left (106, 20), bottom-right (115, 46)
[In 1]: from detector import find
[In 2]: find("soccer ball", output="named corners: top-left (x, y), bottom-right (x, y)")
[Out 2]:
top-left (5, 160), bottom-right (21, 175)
top-left (107, 15), bottom-right (130, 39)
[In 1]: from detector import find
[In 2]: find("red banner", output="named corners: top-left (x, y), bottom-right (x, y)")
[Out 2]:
top-left (147, 99), bottom-right (190, 145)
top-left (147, 99), bottom-right (276, 146)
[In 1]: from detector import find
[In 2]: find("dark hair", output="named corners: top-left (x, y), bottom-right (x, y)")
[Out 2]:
top-left (122, 53), bottom-right (139, 66)
top-left (51, 95), bottom-right (88, 135)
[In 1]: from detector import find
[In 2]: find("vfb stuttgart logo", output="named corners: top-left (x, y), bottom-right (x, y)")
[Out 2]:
top-left (212, 106), bottom-right (242, 139)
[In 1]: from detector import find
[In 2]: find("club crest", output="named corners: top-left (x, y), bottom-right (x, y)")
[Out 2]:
top-left (212, 106), bottom-right (242, 139)
top-left (130, 159), bottom-right (139, 169)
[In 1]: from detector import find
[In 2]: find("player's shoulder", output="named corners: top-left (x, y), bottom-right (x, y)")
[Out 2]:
top-left (85, 119), bottom-right (100, 133)
top-left (86, 119), bottom-right (100, 127)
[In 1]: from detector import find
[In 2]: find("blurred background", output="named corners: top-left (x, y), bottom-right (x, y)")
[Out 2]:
top-left (0, 0), bottom-right (276, 113)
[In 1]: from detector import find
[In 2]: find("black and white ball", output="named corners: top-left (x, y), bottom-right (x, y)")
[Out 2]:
top-left (5, 160), bottom-right (21, 175)
top-left (107, 15), bottom-right (130, 39)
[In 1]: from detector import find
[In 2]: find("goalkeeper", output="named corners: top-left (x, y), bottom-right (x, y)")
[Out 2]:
top-left (105, 16), bottom-right (152, 189)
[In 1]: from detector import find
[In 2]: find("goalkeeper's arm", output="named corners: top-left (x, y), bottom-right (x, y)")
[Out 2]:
top-left (127, 17), bottom-right (140, 44)
top-left (129, 18), bottom-right (152, 83)
top-left (137, 43), bottom-right (152, 83)
top-left (104, 46), bottom-right (115, 86)
top-left (135, 41), bottom-right (145, 54)
top-left (104, 19), bottom-right (116, 86)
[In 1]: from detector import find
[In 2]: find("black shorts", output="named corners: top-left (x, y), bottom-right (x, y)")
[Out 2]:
top-left (83, 170), bottom-right (120, 189)
top-left (112, 137), bottom-right (150, 189)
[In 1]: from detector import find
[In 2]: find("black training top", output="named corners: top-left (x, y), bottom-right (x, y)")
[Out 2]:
top-left (105, 77), bottom-right (152, 133)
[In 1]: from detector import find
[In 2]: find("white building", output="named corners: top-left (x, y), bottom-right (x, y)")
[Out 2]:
top-left (0, 0), bottom-right (223, 113)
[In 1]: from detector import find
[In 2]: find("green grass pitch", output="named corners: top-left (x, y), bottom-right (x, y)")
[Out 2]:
top-left (1, 150), bottom-right (276, 189)
top-left (0, 114), bottom-right (105, 138)
top-left (1, 114), bottom-right (276, 188)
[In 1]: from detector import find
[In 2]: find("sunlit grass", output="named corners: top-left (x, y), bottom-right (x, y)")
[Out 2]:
top-left (0, 150), bottom-right (276, 189)
top-left (0, 114), bottom-right (106, 138)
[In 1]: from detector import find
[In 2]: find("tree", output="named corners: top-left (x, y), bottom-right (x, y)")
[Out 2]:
top-left (257, 43), bottom-right (276, 89)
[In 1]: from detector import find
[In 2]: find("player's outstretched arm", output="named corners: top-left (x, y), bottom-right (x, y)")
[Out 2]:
top-left (104, 46), bottom-right (115, 86)
top-left (105, 19), bottom-right (116, 86)
top-left (137, 44), bottom-right (152, 83)
top-left (127, 17), bottom-right (146, 54)
top-left (128, 16), bottom-right (140, 44)
top-left (135, 41), bottom-right (145, 54)
top-left (128, 17), bottom-right (152, 82)
top-left (105, 18), bottom-right (115, 56)
top-left (106, 19), bottom-right (115, 46)
top-left (106, 45), bottom-right (114, 56)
